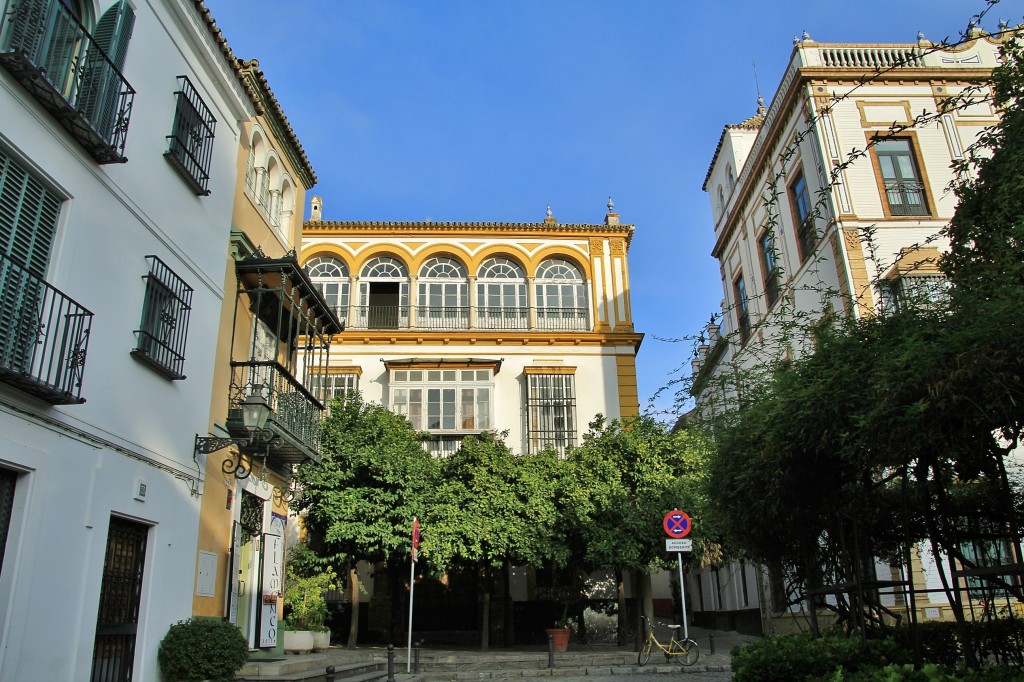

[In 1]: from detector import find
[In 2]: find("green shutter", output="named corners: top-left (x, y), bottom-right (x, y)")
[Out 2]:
top-left (0, 149), bottom-right (60, 277)
top-left (92, 0), bottom-right (135, 69)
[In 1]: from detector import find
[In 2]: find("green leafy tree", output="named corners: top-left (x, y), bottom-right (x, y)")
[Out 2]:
top-left (420, 431), bottom-right (565, 649)
top-left (561, 415), bottom-right (713, 642)
top-left (296, 394), bottom-right (436, 646)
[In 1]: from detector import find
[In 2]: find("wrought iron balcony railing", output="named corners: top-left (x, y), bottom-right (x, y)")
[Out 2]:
top-left (353, 305), bottom-right (409, 330)
top-left (0, 250), bottom-right (92, 404)
top-left (0, 0), bottom-right (135, 163)
top-left (884, 181), bottom-right (928, 216)
top-left (226, 360), bottom-right (324, 466)
top-left (534, 308), bottom-right (590, 331)
top-left (347, 305), bottom-right (591, 331)
top-left (416, 306), bottom-right (469, 330)
top-left (476, 306), bottom-right (530, 330)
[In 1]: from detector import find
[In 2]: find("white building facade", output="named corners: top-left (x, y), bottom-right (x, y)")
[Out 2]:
top-left (0, 1), bottom-right (256, 679)
top-left (690, 28), bottom-right (1009, 634)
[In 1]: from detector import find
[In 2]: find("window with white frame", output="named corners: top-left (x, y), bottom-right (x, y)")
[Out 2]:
top-left (357, 256), bottom-right (409, 329)
top-left (390, 368), bottom-right (493, 432)
top-left (477, 257), bottom-right (527, 329)
top-left (417, 257), bottom-right (468, 329)
top-left (307, 371), bottom-right (359, 411)
top-left (306, 256), bottom-right (350, 325)
top-left (525, 372), bottom-right (576, 456)
top-left (422, 435), bottom-right (464, 458)
top-left (535, 258), bottom-right (588, 330)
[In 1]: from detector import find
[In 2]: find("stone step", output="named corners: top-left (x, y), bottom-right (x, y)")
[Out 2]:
top-left (412, 663), bottom-right (732, 680)
top-left (237, 657), bottom-right (385, 681)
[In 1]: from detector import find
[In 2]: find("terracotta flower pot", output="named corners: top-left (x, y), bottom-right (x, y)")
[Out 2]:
top-left (545, 627), bottom-right (570, 652)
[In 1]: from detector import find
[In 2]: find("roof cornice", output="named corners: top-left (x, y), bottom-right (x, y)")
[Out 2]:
top-left (305, 220), bottom-right (637, 244)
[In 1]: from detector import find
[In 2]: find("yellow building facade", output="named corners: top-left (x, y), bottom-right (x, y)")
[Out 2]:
top-left (192, 54), bottom-right (340, 653)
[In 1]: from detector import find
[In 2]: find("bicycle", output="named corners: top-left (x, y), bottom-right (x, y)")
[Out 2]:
top-left (637, 615), bottom-right (699, 666)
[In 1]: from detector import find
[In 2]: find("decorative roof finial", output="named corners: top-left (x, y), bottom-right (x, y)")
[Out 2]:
top-left (999, 18), bottom-right (1009, 31)
top-left (757, 95), bottom-right (766, 116)
top-left (917, 30), bottom-right (925, 41)
top-left (793, 35), bottom-right (800, 46)
top-left (802, 30), bottom-right (812, 42)
top-left (607, 197), bottom-right (615, 213)
top-left (546, 205), bottom-right (552, 219)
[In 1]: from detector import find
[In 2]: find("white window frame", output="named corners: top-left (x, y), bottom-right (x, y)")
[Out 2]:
top-left (390, 368), bottom-right (493, 433)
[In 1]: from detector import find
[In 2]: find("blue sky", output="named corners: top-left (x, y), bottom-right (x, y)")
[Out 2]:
top-left (205, 0), bottom-right (1015, 417)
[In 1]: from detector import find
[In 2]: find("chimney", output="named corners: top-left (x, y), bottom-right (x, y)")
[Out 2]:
top-left (310, 195), bottom-right (323, 222)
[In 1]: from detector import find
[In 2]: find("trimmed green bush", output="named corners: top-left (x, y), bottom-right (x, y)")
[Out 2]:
top-left (731, 632), bottom-right (910, 682)
top-left (158, 617), bottom-right (248, 682)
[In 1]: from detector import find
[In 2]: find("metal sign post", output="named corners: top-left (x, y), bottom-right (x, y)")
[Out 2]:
top-left (662, 510), bottom-right (693, 640)
top-left (677, 552), bottom-right (689, 640)
top-left (407, 518), bottom-right (419, 673)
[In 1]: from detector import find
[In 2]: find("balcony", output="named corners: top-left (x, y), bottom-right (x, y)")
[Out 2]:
top-left (0, 250), bottom-right (92, 404)
top-left (0, 0), bottom-right (135, 163)
top-left (347, 305), bottom-right (590, 332)
top-left (226, 361), bottom-right (324, 466)
top-left (884, 181), bottom-right (929, 216)
top-left (227, 253), bottom-right (343, 468)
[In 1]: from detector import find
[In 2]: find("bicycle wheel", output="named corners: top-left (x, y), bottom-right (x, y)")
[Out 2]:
top-left (669, 638), bottom-right (700, 666)
top-left (637, 637), bottom-right (653, 666)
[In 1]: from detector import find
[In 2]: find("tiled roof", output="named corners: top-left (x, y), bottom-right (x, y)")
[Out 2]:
top-left (702, 111), bottom-right (765, 192)
top-left (237, 59), bottom-right (318, 188)
top-left (192, 3), bottom-right (317, 188)
top-left (191, 1), bottom-right (262, 114)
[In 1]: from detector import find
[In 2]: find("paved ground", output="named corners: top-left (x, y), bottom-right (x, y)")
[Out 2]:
top-left (242, 626), bottom-right (758, 681)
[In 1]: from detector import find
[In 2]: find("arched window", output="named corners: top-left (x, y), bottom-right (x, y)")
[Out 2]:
top-left (305, 256), bottom-right (350, 325)
top-left (717, 185), bottom-right (726, 216)
top-left (535, 258), bottom-right (588, 330)
top-left (417, 256), bottom-right (468, 329)
top-left (246, 129), bottom-right (267, 194)
top-left (726, 164), bottom-right (736, 192)
top-left (357, 256), bottom-right (409, 329)
top-left (477, 257), bottom-right (527, 329)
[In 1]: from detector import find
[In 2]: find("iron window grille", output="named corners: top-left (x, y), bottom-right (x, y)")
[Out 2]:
top-left (525, 373), bottom-right (577, 456)
top-left (879, 274), bottom-right (949, 315)
top-left (165, 76), bottom-right (216, 195)
top-left (131, 255), bottom-right (193, 380)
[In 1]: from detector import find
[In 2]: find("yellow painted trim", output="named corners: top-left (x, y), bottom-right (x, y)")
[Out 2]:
top-left (615, 354), bottom-right (640, 418)
top-left (856, 100), bottom-right (913, 128)
top-left (838, 226), bottom-right (875, 316)
top-left (883, 246), bottom-right (943, 278)
top-left (523, 366), bottom-right (577, 375)
top-left (299, 246), bottom-right (354, 272)
top-left (333, 330), bottom-right (644, 349)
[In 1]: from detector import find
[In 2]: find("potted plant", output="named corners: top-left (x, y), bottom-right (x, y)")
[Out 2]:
top-left (283, 562), bottom-right (335, 654)
top-left (545, 616), bottom-right (572, 652)
top-left (158, 617), bottom-right (248, 682)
